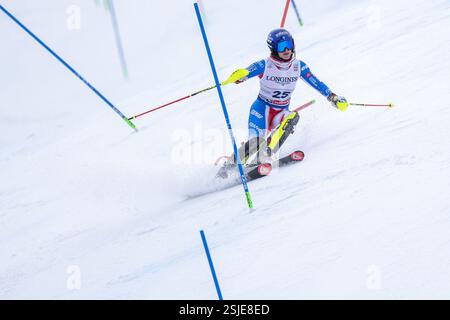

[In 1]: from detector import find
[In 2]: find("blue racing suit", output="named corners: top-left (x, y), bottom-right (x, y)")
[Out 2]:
top-left (245, 58), bottom-right (332, 138)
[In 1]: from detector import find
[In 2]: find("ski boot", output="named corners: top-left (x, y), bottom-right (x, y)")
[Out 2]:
top-left (216, 136), bottom-right (267, 179)
top-left (266, 111), bottom-right (300, 154)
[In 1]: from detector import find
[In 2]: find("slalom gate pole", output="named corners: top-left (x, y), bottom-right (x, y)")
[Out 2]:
top-left (280, 0), bottom-right (291, 28)
top-left (0, 4), bottom-right (137, 132)
top-left (194, 2), bottom-right (253, 209)
top-left (107, 0), bottom-right (129, 78)
top-left (290, 0), bottom-right (304, 26)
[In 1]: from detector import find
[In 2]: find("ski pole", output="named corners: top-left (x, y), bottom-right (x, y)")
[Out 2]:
top-left (292, 99), bottom-right (316, 112)
top-left (128, 69), bottom-right (249, 121)
top-left (128, 84), bottom-right (217, 120)
top-left (349, 102), bottom-right (395, 108)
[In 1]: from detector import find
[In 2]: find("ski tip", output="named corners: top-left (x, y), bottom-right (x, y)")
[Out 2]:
top-left (290, 150), bottom-right (305, 161)
top-left (257, 163), bottom-right (272, 176)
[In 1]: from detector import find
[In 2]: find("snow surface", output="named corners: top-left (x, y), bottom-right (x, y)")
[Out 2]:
top-left (1, 0), bottom-right (450, 299)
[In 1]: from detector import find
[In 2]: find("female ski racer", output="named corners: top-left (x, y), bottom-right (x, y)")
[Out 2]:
top-left (225, 28), bottom-right (348, 165)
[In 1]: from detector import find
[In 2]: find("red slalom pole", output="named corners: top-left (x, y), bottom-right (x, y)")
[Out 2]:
top-left (293, 99), bottom-right (316, 112)
top-left (280, 0), bottom-right (291, 28)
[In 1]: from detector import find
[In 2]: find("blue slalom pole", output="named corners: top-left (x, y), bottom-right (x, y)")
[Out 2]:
top-left (291, 0), bottom-right (304, 26)
top-left (0, 4), bottom-right (137, 132)
top-left (107, 0), bottom-right (129, 78)
top-left (193, 3), bottom-right (253, 209)
top-left (200, 230), bottom-right (223, 300)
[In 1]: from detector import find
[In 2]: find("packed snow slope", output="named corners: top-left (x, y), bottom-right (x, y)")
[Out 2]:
top-left (1, 0), bottom-right (450, 299)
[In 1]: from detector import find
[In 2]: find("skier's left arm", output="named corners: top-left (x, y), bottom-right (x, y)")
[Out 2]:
top-left (300, 61), bottom-right (348, 112)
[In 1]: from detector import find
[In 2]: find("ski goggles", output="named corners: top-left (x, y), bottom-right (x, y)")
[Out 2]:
top-left (277, 39), bottom-right (294, 52)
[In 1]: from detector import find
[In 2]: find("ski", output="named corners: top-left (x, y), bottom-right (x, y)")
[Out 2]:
top-left (245, 163), bottom-right (273, 181)
top-left (216, 150), bottom-right (304, 181)
top-left (278, 150), bottom-right (305, 167)
top-left (216, 161), bottom-right (272, 181)
top-left (246, 150), bottom-right (304, 180)
top-left (184, 150), bottom-right (305, 200)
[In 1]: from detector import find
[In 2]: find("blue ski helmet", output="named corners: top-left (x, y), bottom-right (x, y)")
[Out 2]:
top-left (266, 28), bottom-right (295, 57)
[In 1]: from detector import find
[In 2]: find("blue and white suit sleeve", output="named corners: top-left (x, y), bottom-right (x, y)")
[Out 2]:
top-left (245, 60), bottom-right (266, 79)
top-left (299, 61), bottom-right (332, 97)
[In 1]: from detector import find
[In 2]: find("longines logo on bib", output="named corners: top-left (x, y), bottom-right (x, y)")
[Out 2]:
top-left (265, 75), bottom-right (299, 84)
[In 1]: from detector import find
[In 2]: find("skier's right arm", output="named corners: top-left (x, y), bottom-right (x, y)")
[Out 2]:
top-left (226, 60), bottom-right (265, 84)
